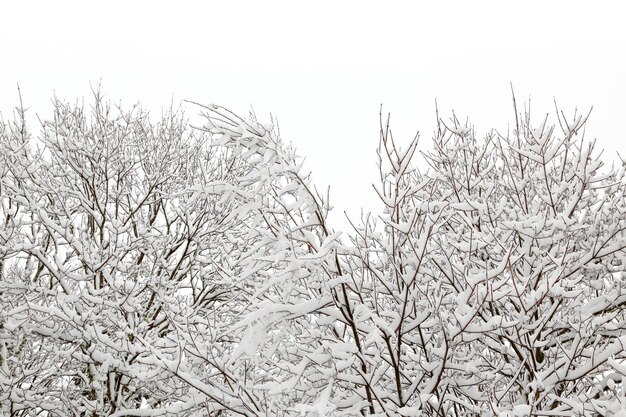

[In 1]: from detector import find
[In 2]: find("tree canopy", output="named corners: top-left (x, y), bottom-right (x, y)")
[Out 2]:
top-left (1, 91), bottom-right (625, 417)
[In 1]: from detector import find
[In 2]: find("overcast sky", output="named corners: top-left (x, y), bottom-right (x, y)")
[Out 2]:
top-left (1, 1), bottom-right (624, 230)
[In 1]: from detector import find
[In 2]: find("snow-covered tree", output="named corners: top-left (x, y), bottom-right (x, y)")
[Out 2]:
top-left (1, 91), bottom-right (625, 417)
top-left (0, 92), bottom-right (342, 416)
top-left (313, 101), bottom-right (626, 416)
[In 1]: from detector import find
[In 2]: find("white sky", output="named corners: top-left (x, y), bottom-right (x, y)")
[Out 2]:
top-left (1, 1), bottom-right (625, 231)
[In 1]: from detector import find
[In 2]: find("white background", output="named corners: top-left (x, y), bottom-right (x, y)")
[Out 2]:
top-left (1, 1), bottom-right (624, 230)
